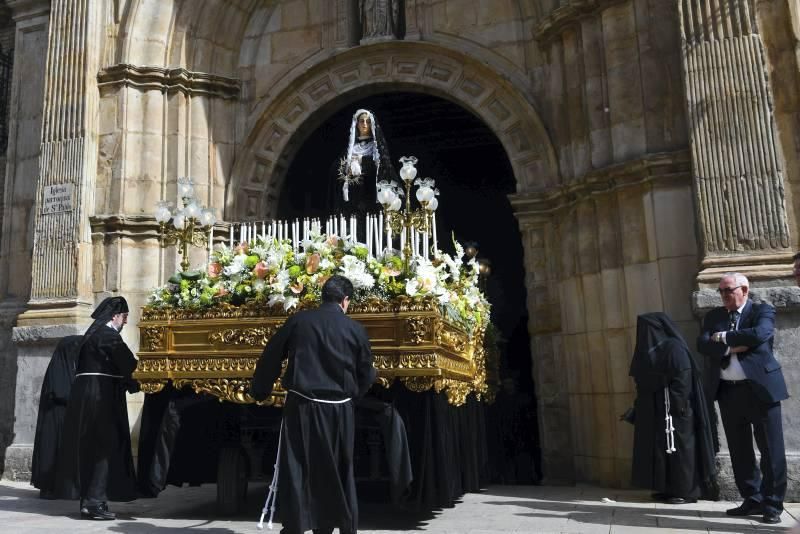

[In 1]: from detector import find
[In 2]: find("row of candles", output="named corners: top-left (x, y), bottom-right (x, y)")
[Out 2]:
top-left (222, 211), bottom-right (438, 260)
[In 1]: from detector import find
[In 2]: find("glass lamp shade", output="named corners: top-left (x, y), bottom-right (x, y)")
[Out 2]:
top-left (389, 197), bottom-right (402, 211)
top-left (177, 181), bottom-right (195, 199)
top-left (200, 208), bottom-right (216, 228)
top-left (377, 187), bottom-right (396, 206)
top-left (184, 201), bottom-right (201, 220)
top-left (416, 186), bottom-right (434, 203)
top-left (173, 212), bottom-right (186, 230)
top-left (427, 197), bottom-right (439, 211)
top-left (154, 205), bottom-right (172, 224)
top-left (398, 156), bottom-right (418, 182)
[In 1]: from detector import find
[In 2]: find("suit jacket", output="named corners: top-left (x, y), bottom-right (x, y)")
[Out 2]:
top-left (697, 300), bottom-right (788, 404)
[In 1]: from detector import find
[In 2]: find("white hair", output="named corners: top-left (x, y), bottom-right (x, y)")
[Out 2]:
top-left (721, 272), bottom-right (749, 288)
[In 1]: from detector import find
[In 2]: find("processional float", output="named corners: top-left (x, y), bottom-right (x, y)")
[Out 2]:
top-left (136, 157), bottom-right (493, 409)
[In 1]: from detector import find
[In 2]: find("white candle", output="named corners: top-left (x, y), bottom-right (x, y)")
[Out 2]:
top-left (261, 221), bottom-right (266, 241)
top-left (208, 225), bottom-right (214, 262)
top-left (229, 224), bottom-right (234, 248)
top-left (292, 220), bottom-right (298, 252)
top-left (432, 214), bottom-right (438, 253)
top-left (423, 230), bottom-right (429, 260)
top-left (239, 223), bottom-right (244, 245)
top-left (366, 215), bottom-right (372, 258)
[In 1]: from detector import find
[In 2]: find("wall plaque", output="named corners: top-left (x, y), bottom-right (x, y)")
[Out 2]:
top-left (41, 183), bottom-right (74, 214)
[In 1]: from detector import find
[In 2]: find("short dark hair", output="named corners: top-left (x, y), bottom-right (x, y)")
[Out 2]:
top-left (321, 275), bottom-right (354, 303)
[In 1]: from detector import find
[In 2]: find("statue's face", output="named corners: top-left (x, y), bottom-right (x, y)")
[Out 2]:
top-left (357, 113), bottom-right (372, 137)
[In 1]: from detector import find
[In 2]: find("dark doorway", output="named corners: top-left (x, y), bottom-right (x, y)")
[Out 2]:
top-left (278, 91), bottom-right (541, 482)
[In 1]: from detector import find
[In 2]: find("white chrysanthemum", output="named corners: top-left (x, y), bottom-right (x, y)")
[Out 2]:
top-left (405, 279), bottom-right (420, 297)
top-left (270, 269), bottom-right (291, 294)
top-left (340, 255), bottom-right (374, 289)
top-left (223, 254), bottom-right (247, 276)
top-left (320, 258), bottom-right (334, 271)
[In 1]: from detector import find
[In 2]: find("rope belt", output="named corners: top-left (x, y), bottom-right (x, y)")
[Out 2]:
top-left (257, 390), bottom-right (352, 530)
top-left (74, 372), bottom-right (123, 378)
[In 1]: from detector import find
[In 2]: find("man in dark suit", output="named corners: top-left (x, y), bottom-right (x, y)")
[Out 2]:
top-left (251, 275), bottom-right (376, 534)
top-left (698, 273), bottom-right (788, 524)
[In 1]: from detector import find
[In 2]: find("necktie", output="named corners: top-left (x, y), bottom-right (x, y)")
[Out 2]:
top-left (720, 311), bottom-right (739, 370)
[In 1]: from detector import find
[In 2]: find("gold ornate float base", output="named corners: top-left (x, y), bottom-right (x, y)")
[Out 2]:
top-left (135, 297), bottom-right (487, 406)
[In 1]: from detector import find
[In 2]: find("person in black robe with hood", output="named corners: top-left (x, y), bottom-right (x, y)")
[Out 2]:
top-left (629, 312), bottom-right (716, 504)
top-left (251, 275), bottom-right (376, 534)
top-left (31, 334), bottom-right (82, 498)
top-left (55, 296), bottom-right (139, 520)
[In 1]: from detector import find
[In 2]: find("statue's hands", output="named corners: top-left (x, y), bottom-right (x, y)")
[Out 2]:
top-left (350, 157), bottom-right (362, 176)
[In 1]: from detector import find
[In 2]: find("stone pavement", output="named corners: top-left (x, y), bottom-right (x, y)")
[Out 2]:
top-left (1, 480), bottom-right (799, 533)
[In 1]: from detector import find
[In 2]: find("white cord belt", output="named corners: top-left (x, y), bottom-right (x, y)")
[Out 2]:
top-left (75, 372), bottom-right (123, 378)
top-left (664, 387), bottom-right (677, 454)
top-left (256, 390), bottom-right (351, 530)
top-left (288, 389), bottom-right (351, 404)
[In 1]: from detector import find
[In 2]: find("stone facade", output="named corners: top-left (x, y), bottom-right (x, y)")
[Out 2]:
top-left (0, 0), bottom-right (798, 499)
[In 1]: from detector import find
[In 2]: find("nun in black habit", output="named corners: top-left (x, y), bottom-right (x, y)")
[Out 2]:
top-left (55, 296), bottom-right (139, 520)
top-left (629, 313), bottom-right (716, 503)
top-left (31, 334), bottom-right (82, 498)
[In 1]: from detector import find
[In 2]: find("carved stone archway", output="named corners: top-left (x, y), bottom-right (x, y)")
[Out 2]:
top-left (226, 40), bottom-right (559, 220)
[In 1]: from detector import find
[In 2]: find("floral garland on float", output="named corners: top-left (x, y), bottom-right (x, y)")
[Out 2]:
top-left (145, 232), bottom-right (490, 334)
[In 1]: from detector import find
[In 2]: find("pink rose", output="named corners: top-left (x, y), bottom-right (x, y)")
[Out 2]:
top-left (207, 262), bottom-right (222, 278)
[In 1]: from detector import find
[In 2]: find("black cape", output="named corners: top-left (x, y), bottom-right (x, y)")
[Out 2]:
top-left (251, 301), bottom-right (376, 533)
top-left (54, 325), bottom-right (138, 502)
top-left (630, 313), bottom-right (716, 499)
top-left (31, 335), bottom-right (82, 497)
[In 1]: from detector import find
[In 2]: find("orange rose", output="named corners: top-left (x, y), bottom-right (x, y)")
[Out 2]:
top-left (234, 243), bottom-right (249, 255)
top-left (207, 262), bottom-right (222, 278)
top-left (253, 261), bottom-right (269, 279)
top-left (306, 253), bottom-right (321, 274)
top-left (290, 281), bottom-right (304, 294)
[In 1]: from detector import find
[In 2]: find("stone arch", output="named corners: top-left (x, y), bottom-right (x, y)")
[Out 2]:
top-left (227, 40), bottom-right (559, 220)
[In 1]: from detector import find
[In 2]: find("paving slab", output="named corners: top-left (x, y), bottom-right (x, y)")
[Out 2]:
top-left (1, 480), bottom-right (798, 533)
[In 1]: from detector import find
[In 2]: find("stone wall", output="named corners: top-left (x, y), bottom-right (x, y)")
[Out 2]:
top-left (2, 0), bottom-right (799, 497)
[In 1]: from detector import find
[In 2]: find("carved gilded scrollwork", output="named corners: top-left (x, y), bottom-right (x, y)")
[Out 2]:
top-left (141, 326), bottom-right (166, 351)
top-left (437, 327), bottom-right (466, 353)
top-left (400, 376), bottom-right (437, 393)
top-left (168, 357), bottom-right (258, 373)
top-left (442, 379), bottom-right (471, 406)
top-left (171, 378), bottom-right (287, 408)
top-left (138, 381), bottom-right (167, 394)
top-left (209, 326), bottom-right (277, 347)
top-left (136, 358), bottom-right (169, 374)
top-left (405, 316), bottom-right (433, 344)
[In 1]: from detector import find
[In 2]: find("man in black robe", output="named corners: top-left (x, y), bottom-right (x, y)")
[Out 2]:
top-left (630, 313), bottom-right (716, 504)
top-left (31, 334), bottom-right (82, 498)
top-left (251, 275), bottom-right (376, 534)
top-left (55, 296), bottom-right (139, 520)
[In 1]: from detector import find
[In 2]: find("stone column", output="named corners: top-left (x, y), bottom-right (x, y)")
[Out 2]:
top-left (679, 0), bottom-right (800, 500)
top-left (679, 0), bottom-right (790, 261)
top-left (3, 0), bottom-right (103, 480)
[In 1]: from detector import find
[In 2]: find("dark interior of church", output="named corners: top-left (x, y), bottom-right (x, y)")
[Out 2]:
top-left (278, 91), bottom-right (541, 482)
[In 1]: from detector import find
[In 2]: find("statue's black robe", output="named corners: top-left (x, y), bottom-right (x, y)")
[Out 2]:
top-left (630, 313), bottom-right (716, 499)
top-left (251, 302), bottom-right (376, 534)
top-left (54, 325), bottom-right (138, 502)
top-left (31, 335), bottom-right (82, 498)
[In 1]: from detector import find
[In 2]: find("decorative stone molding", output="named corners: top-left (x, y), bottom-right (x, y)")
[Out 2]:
top-left (97, 63), bottom-right (241, 100)
top-left (229, 41), bottom-right (559, 219)
top-left (534, 0), bottom-right (627, 46)
top-left (678, 0), bottom-right (791, 254)
top-left (509, 150), bottom-right (691, 217)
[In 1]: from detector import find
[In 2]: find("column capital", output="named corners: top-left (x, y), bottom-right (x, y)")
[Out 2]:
top-left (7, 0), bottom-right (49, 22)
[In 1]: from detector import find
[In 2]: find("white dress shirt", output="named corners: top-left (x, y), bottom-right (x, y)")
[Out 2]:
top-left (720, 302), bottom-right (748, 381)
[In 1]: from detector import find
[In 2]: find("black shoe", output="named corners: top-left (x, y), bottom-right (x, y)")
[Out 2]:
top-left (763, 510), bottom-right (781, 524)
top-left (726, 498), bottom-right (762, 516)
top-left (80, 503), bottom-right (116, 520)
top-left (666, 497), bottom-right (696, 505)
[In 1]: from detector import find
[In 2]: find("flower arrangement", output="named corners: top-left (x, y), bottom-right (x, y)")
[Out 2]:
top-left (146, 233), bottom-right (490, 332)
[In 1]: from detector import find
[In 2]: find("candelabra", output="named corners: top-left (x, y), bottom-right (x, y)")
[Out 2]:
top-left (377, 156), bottom-right (439, 275)
top-left (153, 177), bottom-right (217, 272)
